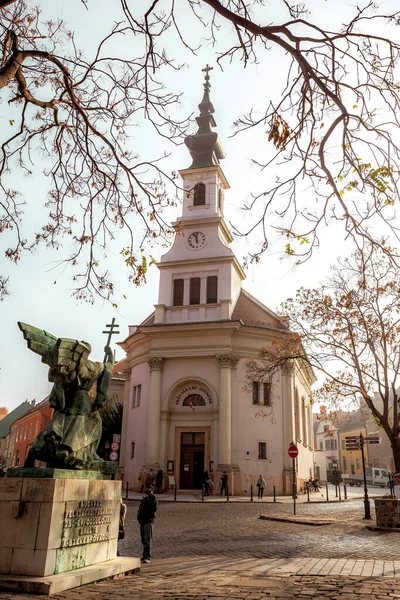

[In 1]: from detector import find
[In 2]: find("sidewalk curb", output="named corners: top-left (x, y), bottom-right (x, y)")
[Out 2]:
top-left (260, 514), bottom-right (334, 526)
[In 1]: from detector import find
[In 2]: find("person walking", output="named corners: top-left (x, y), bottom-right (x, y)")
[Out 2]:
top-left (155, 469), bottom-right (164, 494)
top-left (137, 484), bottom-right (158, 564)
top-left (220, 471), bottom-right (228, 497)
top-left (117, 497), bottom-right (127, 556)
top-left (257, 474), bottom-right (266, 499)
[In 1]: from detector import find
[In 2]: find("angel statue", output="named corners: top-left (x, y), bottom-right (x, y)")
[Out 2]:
top-left (18, 322), bottom-right (114, 471)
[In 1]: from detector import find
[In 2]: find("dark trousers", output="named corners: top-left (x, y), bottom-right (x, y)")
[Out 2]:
top-left (140, 523), bottom-right (154, 561)
top-left (258, 487), bottom-right (264, 499)
top-left (221, 484), bottom-right (227, 497)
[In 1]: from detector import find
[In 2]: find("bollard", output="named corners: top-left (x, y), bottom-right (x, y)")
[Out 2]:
top-left (326, 483), bottom-right (329, 502)
top-left (273, 485), bottom-right (276, 503)
top-left (344, 483), bottom-right (347, 500)
top-left (202, 485), bottom-right (204, 502)
top-left (338, 484), bottom-right (342, 501)
top-left (126, 481), bottom-right (129, 500)
top-left (335, 483), bottom-right (338, 498)
top-left (174, 484), bottom-right (177, 501)
top-left (307, 484), bottom-right (310, 502)
top-left (251, 484), bottom-right (253, 502)
top-left (226, 484), bottom-right (229, 502)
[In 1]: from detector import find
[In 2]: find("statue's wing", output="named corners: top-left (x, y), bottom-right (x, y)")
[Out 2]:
top-left (53, 338), bottom-right (93, 381)
top-left (18, 322), bottom-right (58, 367)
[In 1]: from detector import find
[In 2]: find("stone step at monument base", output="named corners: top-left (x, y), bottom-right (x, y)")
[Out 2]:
top-left (0, 556), bottom-right (140, 595)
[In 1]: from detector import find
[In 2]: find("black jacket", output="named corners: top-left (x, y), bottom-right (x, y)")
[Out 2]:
top-left (137, 493), bottom-right (158, 524)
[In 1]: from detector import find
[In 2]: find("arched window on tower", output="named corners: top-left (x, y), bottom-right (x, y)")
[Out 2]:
top-left (182, 394), bottom-right (206, 407)
top-left (193, 183), bottom-right (206, 206)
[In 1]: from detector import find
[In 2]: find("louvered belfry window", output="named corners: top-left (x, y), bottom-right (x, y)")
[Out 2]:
top-left (193, 183), bottom-right (206, 205)
top-left (206, 276), bottom-right (218, 303)
top-left (173, 278), bottom-right (184, 306)
top-left (190, 277), bottom-right (201, 305)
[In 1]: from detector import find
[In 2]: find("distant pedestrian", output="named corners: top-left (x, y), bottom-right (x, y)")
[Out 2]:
top-left (256, 475), bottom-right (266, 499)
top-left (204, 470), bottom-right (212, 496)
top-left (117, 498), bottom-right (127, 556)
top-left (156, 469), bottom-right (164, 494)
top-left (146, 468), bottom-right (155, 487)
top-left (220, 471), bottom-right (228, 497)
top-left (137, 484), bottom-right (158, 564)
top-left (139, 469), bottom-right (147, 493)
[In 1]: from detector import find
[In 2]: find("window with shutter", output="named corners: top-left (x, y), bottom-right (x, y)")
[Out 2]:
top-left (190, 277), bottom-right (201, 305)
top-left (173, 278), bottom-right (184, 306)
top-left (206, 276), bottom-right (218, 303)
top-left (193, 183), bottom-right (206, 205)
top-left (258, 442), bottom-right (267, 459)
top-left (252, 381), bottom-right (259, 405)
top-left (263, 382), bottom-right (271, 406)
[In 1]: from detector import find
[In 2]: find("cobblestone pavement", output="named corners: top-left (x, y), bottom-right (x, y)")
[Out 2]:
top-left (118, 498), bottom-right (400, 560)
top-left (3, 499), bottom-right (400, 599)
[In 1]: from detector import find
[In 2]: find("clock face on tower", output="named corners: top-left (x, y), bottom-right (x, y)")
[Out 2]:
top-left (187, 231), bottom-right (206, 250)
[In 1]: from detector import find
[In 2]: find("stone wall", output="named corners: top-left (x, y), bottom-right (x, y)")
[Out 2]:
top-left (374, 497), bottom-right (400, 528)
top-left (0, 477), bottom-right (121, 577)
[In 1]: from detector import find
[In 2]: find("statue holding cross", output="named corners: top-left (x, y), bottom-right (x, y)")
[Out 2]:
top-left (18, 320), bottom-right (119, 471)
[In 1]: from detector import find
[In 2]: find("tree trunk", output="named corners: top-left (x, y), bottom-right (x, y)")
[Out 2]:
top-left (390, 438), bottom-right (400, 472)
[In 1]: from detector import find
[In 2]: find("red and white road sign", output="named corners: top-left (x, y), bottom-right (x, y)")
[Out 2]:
top-left (288, 444), bottom-right (298, 459)
top-left (109, 451), bottom-right (119, 461)
top-left (111, 442), bottom-right (119, 451)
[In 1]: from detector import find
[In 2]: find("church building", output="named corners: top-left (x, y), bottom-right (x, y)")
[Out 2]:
top-left (119, 68), bottom-right (315, 495)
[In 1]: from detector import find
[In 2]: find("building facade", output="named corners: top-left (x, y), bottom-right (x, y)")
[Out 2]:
top-left (8, 398), bottom-right (52, 467)
top-left (120, 70), bottom-right (315, 494)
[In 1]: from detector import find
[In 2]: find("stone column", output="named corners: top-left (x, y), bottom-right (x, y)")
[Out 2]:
top-left (119, 367), bottom-right (131, 471)
top-left (145, 357), bottom-right (164, 467)
top-left (216, 355), bottom-right (238, 468)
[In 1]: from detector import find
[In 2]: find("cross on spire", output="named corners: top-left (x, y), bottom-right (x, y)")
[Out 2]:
top-left (202, 64), bottom-right (213, 90)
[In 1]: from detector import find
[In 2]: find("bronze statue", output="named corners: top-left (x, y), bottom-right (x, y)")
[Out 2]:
top-left (18, 322), bottom-right (114, 470)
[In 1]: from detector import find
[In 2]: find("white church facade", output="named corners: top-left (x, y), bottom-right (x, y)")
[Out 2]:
top-left (119, 68), bottom-right (315, 495)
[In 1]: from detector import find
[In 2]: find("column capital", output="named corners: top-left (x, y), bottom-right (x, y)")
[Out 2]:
top-left (282, 361), bottom-right (294, 375)
top-left (148, 357), bottom-right (164, 371)
top-left (216, 354), bottom-right (239, 369)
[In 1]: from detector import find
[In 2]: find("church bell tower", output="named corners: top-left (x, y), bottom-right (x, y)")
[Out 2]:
top-left (154, 66), bottom-right (245, 325)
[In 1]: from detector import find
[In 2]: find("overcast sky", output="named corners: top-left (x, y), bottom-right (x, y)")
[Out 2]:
top-left (1, 0), bottom-right (398, 412)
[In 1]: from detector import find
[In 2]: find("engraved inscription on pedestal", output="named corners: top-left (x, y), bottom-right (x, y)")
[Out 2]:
top-left (61, 500), bottom-right (114, 548)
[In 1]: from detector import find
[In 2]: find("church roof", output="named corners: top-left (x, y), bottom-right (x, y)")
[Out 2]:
top-left (231, 289), bottom-right (287, 330)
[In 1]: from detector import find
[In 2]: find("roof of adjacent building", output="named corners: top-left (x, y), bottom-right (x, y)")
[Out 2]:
top-left (112, 358), bottom-right (127, 378)
top-left (0, 401), bottom-right (32, 438)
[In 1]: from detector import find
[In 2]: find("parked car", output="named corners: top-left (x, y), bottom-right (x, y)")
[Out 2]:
top-left (342, 467), bottom-right (388, 487)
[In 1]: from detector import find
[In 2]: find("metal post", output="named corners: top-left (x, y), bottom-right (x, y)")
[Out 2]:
top-left (292, 457), bottom-right (296, 515)
top-left (335, 483), bottom-right (338, 498)
top-left (326, 484), bottom-right (329, 502)
top-left (202, 485), bottom-right (204, 502)
top-left (273, 485), bottom-right (276, 502)
top-left (174, 484), bottom-right (177, 502)
top-left (125, 481), bottom-right (128, 499)
top-left (226, 484), bottom-right (229, 502)
top-left (307, 484), bottom-right (310, 502)
top-left (250, 484), bottom-right (253, 502)
top-left (361, 433), bottom-right (371, 519)
top-left (344, 483), bottom-right (347, 500)
top-left (338, 484), bottom-right (341, 501)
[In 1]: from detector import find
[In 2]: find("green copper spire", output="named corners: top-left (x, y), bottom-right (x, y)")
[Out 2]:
top-left (184, 65), bottom-right (225, 169)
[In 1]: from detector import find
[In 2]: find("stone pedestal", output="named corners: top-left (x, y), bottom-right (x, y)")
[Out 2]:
top-left (0, 472), bottom-right (140, 593)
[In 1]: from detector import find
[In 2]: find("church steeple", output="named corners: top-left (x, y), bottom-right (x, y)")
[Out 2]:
top-left (184, 65), bottom-right (225, 169)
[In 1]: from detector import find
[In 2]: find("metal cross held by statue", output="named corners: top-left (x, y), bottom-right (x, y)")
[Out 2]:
top-left (102, 317), bottom-right (120, 362)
